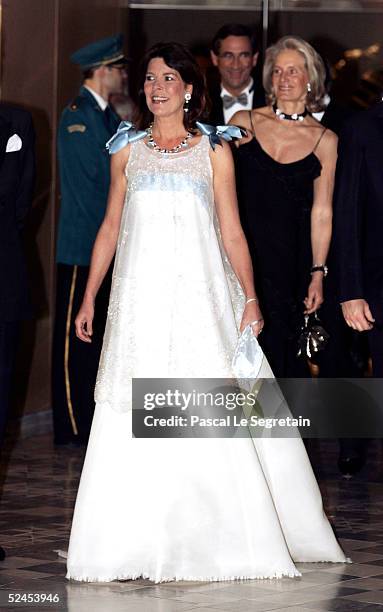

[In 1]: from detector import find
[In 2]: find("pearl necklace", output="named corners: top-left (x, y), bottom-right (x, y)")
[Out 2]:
top-left (272, 103), bottom-right (308, 122)
top-left (147, 124), bottom-right (193, 154)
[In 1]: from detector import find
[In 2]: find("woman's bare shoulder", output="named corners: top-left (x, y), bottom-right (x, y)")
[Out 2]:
top-left (307, 116), bottom-right (337, 142)
top-left (110, 142), bottom-right (132, 173)
top-left (321, 126), bottom-right (337, 146)
top-left (315, 126), bottom-right (338, 156)
top-left (228, 111), bottom-right (253, 147)
top-left (252, 106), bottom-right (272, 118)
top-left (208, 138), bottom-right (235, 173)
top-left (312, 127), bottom-right (338, 168)
top-left (229, 110), bottom-right (252, 131)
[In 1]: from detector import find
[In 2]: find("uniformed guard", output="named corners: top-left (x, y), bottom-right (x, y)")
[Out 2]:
top-left (52, 34), bottom-right (128, 445)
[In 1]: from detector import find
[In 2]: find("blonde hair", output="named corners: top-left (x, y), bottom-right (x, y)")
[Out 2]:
top-left (263, 36), bottom-right (326, 112)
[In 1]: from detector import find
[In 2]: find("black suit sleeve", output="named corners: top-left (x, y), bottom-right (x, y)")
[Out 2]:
top-left (15, 113), bottom-right (35, 229)
top-left (334, 119), bottom-right (365, 303)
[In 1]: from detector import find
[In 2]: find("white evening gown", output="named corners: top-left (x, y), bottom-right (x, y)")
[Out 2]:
top-left (66, 136), bottom-right (347, 583)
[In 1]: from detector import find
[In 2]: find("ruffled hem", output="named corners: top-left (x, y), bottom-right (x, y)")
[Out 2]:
top-left (66, 568), bottom-right (303, 583)
top-left (61, 552), bottom-right (352, 584)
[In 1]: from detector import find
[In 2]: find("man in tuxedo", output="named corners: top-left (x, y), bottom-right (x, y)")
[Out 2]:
top-left (53, 35), bottom-right (127, 445)
top-left (311, 70), bottom-right (361, 383)
top-left (311, 63), bottom-right (354, 136)
top-left (208, 23), bottom-right (265, 125)
top-left (0, 105), bottom-right (35, 563)
top-left (0, 105), bottom-right (35, 450)
top-left (312, 94), bottom-right (348, 135)
top-left (333, 101), bottom-right (383, 475)
top-left (335, 101), bottom-right (383, 374)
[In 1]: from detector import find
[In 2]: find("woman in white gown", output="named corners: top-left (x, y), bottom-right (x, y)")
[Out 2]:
top-left (66, 42), bottom-right (348, 583)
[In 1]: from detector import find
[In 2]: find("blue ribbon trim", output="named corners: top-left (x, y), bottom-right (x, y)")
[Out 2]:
top-left (106, 121), bottom-right (147, 155)
top-left (106, 121), bottom-right (246, 155)
top-left (196, 122), bottom-right (246, 150)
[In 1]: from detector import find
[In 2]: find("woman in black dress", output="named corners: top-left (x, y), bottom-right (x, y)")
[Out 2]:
top-left (230, 36), bottom-right (343, 378)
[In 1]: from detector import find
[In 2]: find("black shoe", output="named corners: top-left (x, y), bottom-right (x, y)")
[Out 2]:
top-left (0, 546), bottom-right (5, 561)
top-left (338, 455), bottom-right (366, 478)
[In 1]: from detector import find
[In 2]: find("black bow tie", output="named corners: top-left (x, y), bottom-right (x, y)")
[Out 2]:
top-left (222, 92), bottom-right (248, 110)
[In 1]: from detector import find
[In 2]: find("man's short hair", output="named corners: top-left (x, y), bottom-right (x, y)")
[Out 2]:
top-left (82, 66), bottom-right (98, 80)
top-left (211, 23), bottom-right (258, 56)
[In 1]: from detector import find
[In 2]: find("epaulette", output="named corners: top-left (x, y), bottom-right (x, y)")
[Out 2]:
top-left (68, 98), bottom-right (80, 112)
top-left (67, 95), bottom-right (85, 112)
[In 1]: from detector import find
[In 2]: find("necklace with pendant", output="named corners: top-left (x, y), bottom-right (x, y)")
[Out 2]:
top-left (272, 103), bottom-right (308, 122)
top-left (147, 123), bottom-right (193, 154)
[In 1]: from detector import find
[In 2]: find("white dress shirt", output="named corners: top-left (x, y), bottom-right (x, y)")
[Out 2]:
top-left (312, 94), bottom-right (331, 123)
top-left (221, 78), bottom-right (254, 124)
top-left (84, 85), bottom-right (108, 111)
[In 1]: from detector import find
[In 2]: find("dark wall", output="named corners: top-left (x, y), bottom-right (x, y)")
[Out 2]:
top-left (1, 0), bottom-right (126, 417)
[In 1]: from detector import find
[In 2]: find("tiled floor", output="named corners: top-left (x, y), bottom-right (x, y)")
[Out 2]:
top-left (0, 435), bottom-right (383, 611)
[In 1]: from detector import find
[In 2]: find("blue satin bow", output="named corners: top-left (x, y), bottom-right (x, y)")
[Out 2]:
top-left (106, 121), bottom-right (147, 155)
top-left (196, 122), bottom-right (246, 150)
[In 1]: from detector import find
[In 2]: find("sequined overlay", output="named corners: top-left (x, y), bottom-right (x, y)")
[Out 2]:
top-left (95, 136), bottom-right (245, 411)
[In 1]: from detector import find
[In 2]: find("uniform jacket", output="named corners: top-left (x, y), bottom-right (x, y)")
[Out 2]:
top-left (334, 102), bottom-right (383, 303)
top-left (56, 86), bottom-right (120, 266)
top-left (0, 105), bottom-right (35, 322)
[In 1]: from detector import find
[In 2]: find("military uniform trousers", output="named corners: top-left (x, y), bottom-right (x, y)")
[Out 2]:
top-left (52, 263), bottom-right (112, 445)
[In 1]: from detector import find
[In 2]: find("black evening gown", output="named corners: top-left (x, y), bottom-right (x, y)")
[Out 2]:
top-left (235, 134), bottom-right (353, 378)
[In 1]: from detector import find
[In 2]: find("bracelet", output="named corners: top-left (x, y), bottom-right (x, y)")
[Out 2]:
top-left (311, 264), bottom-right (328, 277)
top-left (250, 318), bottom-right (263, 326)
top-left (245, 297), bottom-right (258, 305)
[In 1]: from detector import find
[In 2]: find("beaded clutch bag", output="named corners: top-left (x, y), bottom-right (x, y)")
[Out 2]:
top-left (297, 311), bottom-right (329, 360)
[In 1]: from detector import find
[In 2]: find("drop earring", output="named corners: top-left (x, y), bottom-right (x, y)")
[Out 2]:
top-left (307, 83), bottom-right (312, 93)
top-left (184, 92), bottom-right (191, 113)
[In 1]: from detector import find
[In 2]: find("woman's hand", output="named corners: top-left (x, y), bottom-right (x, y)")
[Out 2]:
top-left (75, 299), bottom-right (95, 343)
top-left (240, 300), bottom-right (264, 337)
top-left (304, 273), bottom-right (324, 314)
